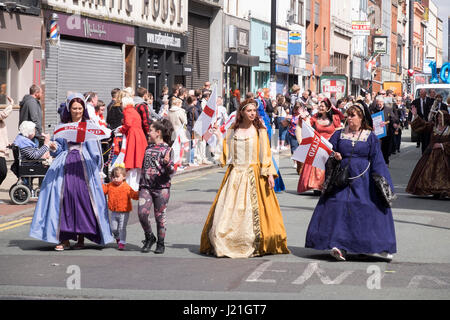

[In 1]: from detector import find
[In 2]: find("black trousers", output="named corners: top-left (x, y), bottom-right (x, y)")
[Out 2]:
top-left (0, 157), bottom-right (7, 186)
top-left (380, 136), bottom-right (392, 165)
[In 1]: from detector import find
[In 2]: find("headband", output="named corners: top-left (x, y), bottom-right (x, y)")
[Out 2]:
top-left (241, 102), bottom-right (257, 111)
top-left (352, 103), bottom-right (366, 116)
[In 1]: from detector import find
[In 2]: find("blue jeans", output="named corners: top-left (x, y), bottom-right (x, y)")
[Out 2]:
top-left (287, 134), bottom-right (299, 154)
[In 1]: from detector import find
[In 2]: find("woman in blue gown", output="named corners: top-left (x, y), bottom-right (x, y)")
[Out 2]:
top-left (29, 93), bottom-right (113, 250)
top-left (305, 104), bottom-right (397, 261)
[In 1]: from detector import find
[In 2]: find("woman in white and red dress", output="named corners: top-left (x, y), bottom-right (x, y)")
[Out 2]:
top-left (297, 98), bottom-right (343, 195)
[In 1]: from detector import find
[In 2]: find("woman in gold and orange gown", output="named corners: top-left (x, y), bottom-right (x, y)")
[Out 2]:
top-left (406, 108), bottom-right (450, 199)
top-left (297, 98), bottom-right (342, 195)
top-left (200, 99), bottom-right (290, 258)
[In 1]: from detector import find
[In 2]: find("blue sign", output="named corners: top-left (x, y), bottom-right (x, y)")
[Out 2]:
top-left (288, 31), bottom-right (302, 55)
top-left (371, 111), bottom-right (387, 139)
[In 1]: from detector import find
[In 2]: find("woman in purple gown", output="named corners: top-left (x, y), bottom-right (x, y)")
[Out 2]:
top-left (29, 93), bottom-right (113, 250)
top-left (305, 104), bottom-right (397, 262)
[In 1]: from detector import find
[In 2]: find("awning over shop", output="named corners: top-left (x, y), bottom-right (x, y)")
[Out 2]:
top-left (225, 52), bottom-right (259, 67)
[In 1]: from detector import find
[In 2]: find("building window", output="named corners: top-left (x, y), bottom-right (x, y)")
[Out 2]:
top-left (323, 27), bottom-right (326, 50)
top-left (298, 0), bottom-right (304, 26)
top-left (332, 53), bottom-right (348, 74)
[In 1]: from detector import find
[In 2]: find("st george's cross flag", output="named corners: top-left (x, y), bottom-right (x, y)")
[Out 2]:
top-left (219, 111), bottom-right (237, 137)
top-left (109, 133), bottom-right (127, 172)
top-left (291, 120), bottom-right (334, 170)
top-left (193, 85), bottom-right (218, 146)
top-left (53, 120), bottom-right (111, 143)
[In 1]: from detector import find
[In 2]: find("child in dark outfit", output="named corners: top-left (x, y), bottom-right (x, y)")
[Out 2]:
top-left (138, 119), bottom-right (175, 254)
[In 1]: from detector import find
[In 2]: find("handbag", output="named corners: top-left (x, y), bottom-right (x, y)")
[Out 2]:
top-left (331, 130), bottom-right (362, 190)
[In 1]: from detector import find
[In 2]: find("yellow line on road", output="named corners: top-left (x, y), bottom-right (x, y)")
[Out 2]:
top-left (0, 217), bottom-right (33, 228)
top-left (172, 169), bottom-right (221, 185)
top-left (0, 217), bottom-right (32, 231)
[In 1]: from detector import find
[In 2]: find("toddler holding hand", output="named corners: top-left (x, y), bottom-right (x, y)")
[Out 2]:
top-left (103, 166), bottom-right (139, 250)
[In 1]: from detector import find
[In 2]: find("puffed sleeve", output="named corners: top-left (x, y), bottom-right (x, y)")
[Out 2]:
top-left (220, 130), bottom-right (233, 168)
top-left (259, 129), bottom-right (278, 178)
top-left (411, 116), bottom-right (433, 134)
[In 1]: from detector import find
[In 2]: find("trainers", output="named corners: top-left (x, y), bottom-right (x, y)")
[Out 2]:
top-left (330, 247), bottom-right (346, 261)
top-left (118, 243), bottom-right (125, 251)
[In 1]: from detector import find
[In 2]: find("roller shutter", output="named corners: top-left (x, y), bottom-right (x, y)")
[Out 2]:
top-left (186, 13), bottom-right (210, 90)
top-left (44, 39), bottom-right (123, 131)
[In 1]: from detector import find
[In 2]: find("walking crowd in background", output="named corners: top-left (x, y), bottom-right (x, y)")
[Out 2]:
top-left (0, 80), bottom-right (449, 262)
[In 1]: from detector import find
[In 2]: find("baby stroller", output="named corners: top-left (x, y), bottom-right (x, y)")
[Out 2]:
top-left (7, 144), bottom-right (49, 205)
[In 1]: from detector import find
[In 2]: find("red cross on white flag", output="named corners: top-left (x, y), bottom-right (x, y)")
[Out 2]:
top-left (53, 121), bottom-right (111, 143)
top-left (291, 120), bottom-right (334, 170)
top-left (193, 85), bottom-right (217, 141)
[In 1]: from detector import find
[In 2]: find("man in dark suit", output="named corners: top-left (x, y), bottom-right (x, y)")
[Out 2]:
top-left (411, 89), bottom-right (433, 153)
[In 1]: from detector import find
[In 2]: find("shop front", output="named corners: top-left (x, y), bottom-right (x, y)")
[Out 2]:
top-left (136, 28), bottom-right (190, 99)
top-left (0, 1), bottom-right (42, 105)
top-left (224, 15), bottom-right (258, 111)
top-left (0, 1), bottom-right (42, 158)
top-left (250, 19), bottom-right (271, 93)
top-left (43, 11), bottom-right (135, 131)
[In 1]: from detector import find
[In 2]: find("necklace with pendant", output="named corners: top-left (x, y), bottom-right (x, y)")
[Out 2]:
top-left (350, 130), bottom-right (362, 147)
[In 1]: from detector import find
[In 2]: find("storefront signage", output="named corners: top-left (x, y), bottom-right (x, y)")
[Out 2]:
top-left (373, 36), bottom-right (388, 55)
top-left (43, 0), bottom-right (188, 33)
top-left (48, 11), bottom-right (135, 45)
top-left (138, 27), bottom-right (187, 52)
top-left (276, 28), bottom-right (289, 65)
top-left (320, 75), bottom-right (348, 99)
top-left (288, 31), bottom-right (302, 55)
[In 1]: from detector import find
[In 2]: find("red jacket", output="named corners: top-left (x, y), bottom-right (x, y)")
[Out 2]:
top-left (120, 105), bottom-right (148, 169)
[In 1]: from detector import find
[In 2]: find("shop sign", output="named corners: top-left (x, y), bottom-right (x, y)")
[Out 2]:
top-left (373, 36), bottom-right (388, 55)
top-left (49, 11), bottom-right (135, 44)
top-left (276, 28), bottom-right (289, 65)
top-left (320, 75), bottom-right (347, 99)
top-left (288, 31), bottom-right (302, 56)
top-left (138, 28), bottom-right (187, 52)
top-left (43, 0), bottom-right (188, 33)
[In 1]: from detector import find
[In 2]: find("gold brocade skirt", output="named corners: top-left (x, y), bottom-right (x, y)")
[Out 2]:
top-left (200, 164), bottom-right (290, 258)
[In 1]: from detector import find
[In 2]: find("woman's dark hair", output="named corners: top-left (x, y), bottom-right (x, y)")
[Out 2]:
top-left (151, 118), bottom-right (175, 146)
top-left (346, 105), bottom-right (373, 131)
top-left (231, 98), bottom-right (264, 130)
top-left (60, 97), bottom-right (89, 123)
top-left (316, 98), bottom-right (333, 123)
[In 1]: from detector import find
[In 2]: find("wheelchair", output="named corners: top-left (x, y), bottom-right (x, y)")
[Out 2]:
top-left (7, 144), bottom-right (49, 205)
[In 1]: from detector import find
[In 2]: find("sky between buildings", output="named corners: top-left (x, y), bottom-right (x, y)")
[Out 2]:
top-left (433, 0), bottom-right (450, 61)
